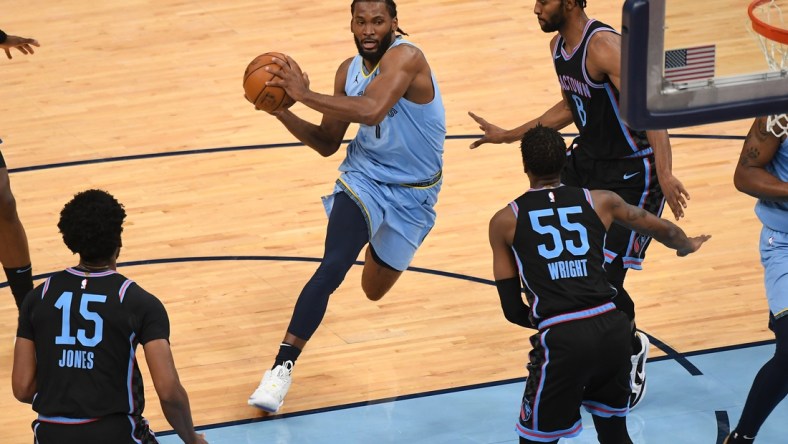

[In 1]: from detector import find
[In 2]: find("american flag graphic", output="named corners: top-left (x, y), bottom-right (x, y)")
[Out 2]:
top-left (664, 44), bottom-right (716, 82)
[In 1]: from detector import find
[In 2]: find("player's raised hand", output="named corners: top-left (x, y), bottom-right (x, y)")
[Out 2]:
top-left (1, 34), bottom-right (39, 59)
top-left (468, 111), bottom-right (510, 149)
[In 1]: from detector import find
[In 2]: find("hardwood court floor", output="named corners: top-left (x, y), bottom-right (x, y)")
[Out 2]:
top-left (0, 1), bottom-right (772, 442)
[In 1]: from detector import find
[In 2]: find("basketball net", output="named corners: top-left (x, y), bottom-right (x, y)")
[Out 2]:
top-left (749, 0), bottom-right (788, 137)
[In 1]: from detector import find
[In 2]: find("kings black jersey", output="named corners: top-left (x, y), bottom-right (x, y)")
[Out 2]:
top-left (553, 19), bottom-right (650, 160)
top-left (17, 267), bottom-right (169, 421)
top-left (509, 186), bottom-right (616, 322)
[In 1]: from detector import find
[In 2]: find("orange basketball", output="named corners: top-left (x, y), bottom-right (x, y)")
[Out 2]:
top-left (243, 52), bottom-right (295, 113)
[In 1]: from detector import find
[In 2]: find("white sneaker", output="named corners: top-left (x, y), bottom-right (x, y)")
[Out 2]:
top-left (629, 331), bottom-right (649, 409)
top-left (248, 361), bottom-right (294, 413)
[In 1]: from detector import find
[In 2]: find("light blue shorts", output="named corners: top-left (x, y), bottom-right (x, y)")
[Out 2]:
top-left (760, 226), bottom-right (788, 320)
top-left (322, 170), bottom-right (441, 271)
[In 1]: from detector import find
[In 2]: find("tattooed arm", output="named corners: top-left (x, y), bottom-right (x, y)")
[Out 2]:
top-left (734, 116), bottom-right (788, 201)
top-left (591, 189), bottom-right (710, 257)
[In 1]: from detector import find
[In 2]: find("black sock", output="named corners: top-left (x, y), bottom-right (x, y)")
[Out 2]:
top-left (273, 342), bottom-right (302, 369)
top-left (4, 264), bottom-right (33, 309)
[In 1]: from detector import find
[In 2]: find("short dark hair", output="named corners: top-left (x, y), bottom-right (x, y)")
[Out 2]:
top-left (520, 124), bottom-right (567, 176)
top-left (58, 189), bottom-right (126, 263)
top-left (351, 0), bottom-right (408, 35)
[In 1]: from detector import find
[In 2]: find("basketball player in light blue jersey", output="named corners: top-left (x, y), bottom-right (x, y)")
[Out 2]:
top-left (726, 115), bottom-right (788, 444)
top-left (246, 0), bottom-right (445, 413)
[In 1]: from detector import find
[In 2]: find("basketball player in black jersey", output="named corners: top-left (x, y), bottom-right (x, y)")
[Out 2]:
top-left (490, 125), bottom-right (708, 443)
top-left (12, 190), bottom-right (207, 444)
top-left (469, 0), bottom-right (690, 408)
top-left (0, 28), bottom-right (39, 310)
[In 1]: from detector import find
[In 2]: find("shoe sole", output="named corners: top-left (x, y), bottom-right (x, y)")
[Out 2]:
top-left (248, 399), bottom-right (284, 413)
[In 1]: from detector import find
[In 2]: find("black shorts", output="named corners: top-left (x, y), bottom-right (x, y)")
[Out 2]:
top-left (32, 414), bottom-right (158, 444)
top-left (562, 147), bottom-right (665, 270)
top-left (516, 310), bottom-right (632, 441)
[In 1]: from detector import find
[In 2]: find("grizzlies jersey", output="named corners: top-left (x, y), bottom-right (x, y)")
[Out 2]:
top-left (553, 20), bottom-right (651, 159)
top-left (341, 36), bottom-right (445, 184)
top-left (756, 137), bottom-right (788, 232)
top-left (509, 186), bottom-right (617, 322)
top-left (17, 268), bottom-right (169, 420)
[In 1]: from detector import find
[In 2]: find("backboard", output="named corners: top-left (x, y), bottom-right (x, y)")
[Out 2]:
top-left (621, 0), bottom-right (788, 129)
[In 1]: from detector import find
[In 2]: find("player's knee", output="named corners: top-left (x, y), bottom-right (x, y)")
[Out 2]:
top-left (773, 316), bottom-right (788, 367)
top-left (313, 255), bottom-right (355, 290)
top-left (361, 247), bottom-right (400, 301)
top-left (362, 281), bottom-right (387, 301)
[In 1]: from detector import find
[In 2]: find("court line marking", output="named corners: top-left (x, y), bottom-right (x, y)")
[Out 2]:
top-left (6, 133), bottom-right (745, 174)
top-left (4, 254), bottom-right (773, 379)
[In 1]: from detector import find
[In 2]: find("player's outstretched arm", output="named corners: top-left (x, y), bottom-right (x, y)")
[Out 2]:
top-left (11, 337), bottom-right (37, 404)
top-left (734, 116), bottom-right (788, 201)
top-left (0, 31), bottom-right (39, 59)
top-left (468, 100), bottom-right (574, 149)
top-left (468, 34), bottom-right (575, 150)
top-left (592, 190), bottom-right (710, 257)
top-left (145, 339), bottom-right (208, 444)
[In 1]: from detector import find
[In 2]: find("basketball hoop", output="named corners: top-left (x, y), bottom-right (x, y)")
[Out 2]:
top-left (749, 0), bottom-right (788, 137)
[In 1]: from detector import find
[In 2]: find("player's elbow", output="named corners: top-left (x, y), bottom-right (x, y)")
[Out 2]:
top-left (317, 142), bottom-right (341, 157)
top-left (501, 307), bottom-right (536, 329)
top-left (12, 381), bottom-right (35, 403)
top-left (151, 369), bottom-right (185, 405)
top-left (501, 308), bottom-right (525, 326)
top-left (733, 170), bottom-right (752, 195)
top-left (358, 108), bottom-right (387, 126)
top-left (156, 381), bottom-right (186, 406)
